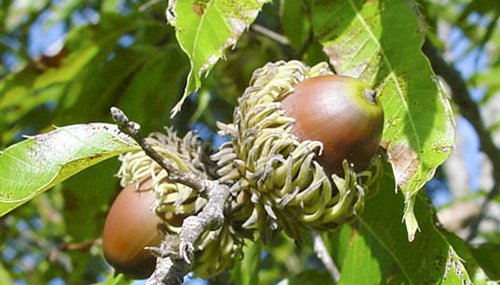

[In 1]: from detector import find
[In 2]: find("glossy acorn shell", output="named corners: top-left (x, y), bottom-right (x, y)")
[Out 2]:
top-left (281, 74), bottom-right (384, 175)
top-left (102, 178), bottom-right (164, 279)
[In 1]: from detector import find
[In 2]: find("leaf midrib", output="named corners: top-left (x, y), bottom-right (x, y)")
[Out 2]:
top-left (347, 0), bottom-right (423, 166)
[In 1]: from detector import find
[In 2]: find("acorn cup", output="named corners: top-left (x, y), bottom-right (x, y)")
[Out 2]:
top-left (211, 60), bottom-right (384, 241)
top-left (102, 129), bottom-right (244, 279)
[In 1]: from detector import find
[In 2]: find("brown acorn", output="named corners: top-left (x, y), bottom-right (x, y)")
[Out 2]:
top-left (102, 178), bottom-right (164, 279)
top-left (281, 74), bottom-right (384, 175)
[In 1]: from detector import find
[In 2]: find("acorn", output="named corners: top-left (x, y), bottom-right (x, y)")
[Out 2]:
top-left (102, 178), bottom-right (164, 279)
top-left (212, 61), bottom-right (383, 240)
top-left (280, 74), bottom-right (384, 176)
top-left (103, 129), bottom-right (245, 279)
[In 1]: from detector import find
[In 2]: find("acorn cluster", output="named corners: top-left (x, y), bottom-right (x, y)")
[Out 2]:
top-left (102, 60), bottom-right (384, 279)
top-left (102, 130), bottom-right (244, 279)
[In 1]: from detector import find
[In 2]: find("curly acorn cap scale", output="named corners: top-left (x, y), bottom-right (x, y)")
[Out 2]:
top-left (281, 74), bottom-right (384, 176)
top-left (212, 61), bottom-right (384, 240)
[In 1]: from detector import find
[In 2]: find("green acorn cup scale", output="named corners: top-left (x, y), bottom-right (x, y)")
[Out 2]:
top-left (212, 60), bottom-right (384, 240)
top-left (102, 131), bottom-right (244, 279)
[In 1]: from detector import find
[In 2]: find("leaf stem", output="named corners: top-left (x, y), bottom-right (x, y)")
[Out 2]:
top-left (250, 24), bottom-right (290, 46)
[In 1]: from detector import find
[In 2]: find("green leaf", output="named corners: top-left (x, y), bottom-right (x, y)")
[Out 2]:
top-left (58, 46), bottom-right (153, 124)
top-left (119, 46), bottom-right (189, 133)
top-left (167, 0), bottom-right (270, 116)
top-left (230, 240), bottom-right (262, 285)
top-left (62, 159), bottom-right (119, 241)
top-left (281, 0), bottom-right (310, 50)
top-left (471, 243), bottom-right (500, 281)
top-left (440, 248), bottom-right (473, 285)
top-left (439, 230), bottom-right (479, 277)
top-left (0, 261), bottom-right (14, 285)
top-left (0, 13), bottom-right (139, 110)
top-left (311, 0), bottom-right (455, 240)
top-left (325, 163), bottom-right (472, 285)
top-left (471, 65), bottom-right (500, 103)
top-left (101, 0), bottom-right (122, 13)
top-left (287, 270), bottom-right (332, 285)
top-left (92, 272), bottom-right (131, 285)
top-left (0, 123), bottom-right (138, 217)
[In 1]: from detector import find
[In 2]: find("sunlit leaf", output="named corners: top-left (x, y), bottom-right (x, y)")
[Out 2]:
top-left (3, 0), bottom-right (49, 32)
top-left (311, 0), bottom-right (455, 240)
top-left (0, 123), bottom-right (138, 216)
top-left (167, 0), bottom-right (270, 116)
top-left (0, 262), bottom-right (14, 285)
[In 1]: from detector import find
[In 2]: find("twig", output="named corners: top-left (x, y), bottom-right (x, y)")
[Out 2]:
top-left (147, 257), bottom-right (189, 285)
top-left (312, 232), bottom-right (340, 283)
top-left (421, 41), bottom-right (500, 241)
top-left (466, 181), bottom-right (499, 241)
top-left (110, 107), bottom-right (231, 285)
top-left (250, 24), bottom-right (290, 46)
top-left (59, 240), bottom-right (95, 252)
top-left (139, 0), bottom-right (162, 11)
top-left (111, 107), bottom-right (205, 191)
